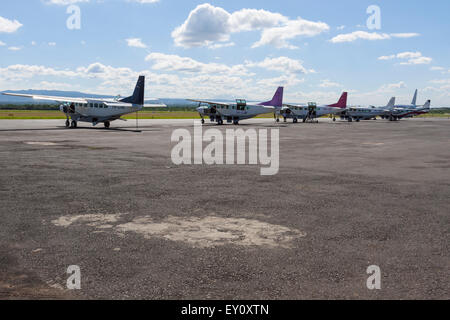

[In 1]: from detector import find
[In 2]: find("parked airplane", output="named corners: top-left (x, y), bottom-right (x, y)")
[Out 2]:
top-left (385, 100), bottom-right (431, 121)
top-left (2, 76), bottom-right (166, 128)
top-left (189, 87), bottom-right (283, 125)
top-left (280, 92), bottom-right (347, 123)
top-left (344, 97), bottom-right (395, 122)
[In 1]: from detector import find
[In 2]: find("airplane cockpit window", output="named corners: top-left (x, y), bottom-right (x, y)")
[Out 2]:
top-left (236, 99), bottom-right (247, 110)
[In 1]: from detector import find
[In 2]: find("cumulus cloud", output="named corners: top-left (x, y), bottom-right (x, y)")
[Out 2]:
top-left (319, 79), bottom-right (342, 88)
top-left (172, 3), bottom-right (329, 49)
top-left (257, 74), bottom-right (304, 88)
top-left (45, 0), bottom-right (89, 5)
top-left (378, 52), bottom-right (432, 65)
top-left (330, 31), bottom-right (420, 43)
top-left (145, 52), bottom-right (249, 76)
top-left (127, 0), bottom-right (160, 3)
top-left (246, 56), bottom-right (315, 74)
top-left (252, 18), bottom-right (329, 49)
top-left (0, 16), bottom-right (23, 33)
top-left (126, 38), bottom-right (147, 48)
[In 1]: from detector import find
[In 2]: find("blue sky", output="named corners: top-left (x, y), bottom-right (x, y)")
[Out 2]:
top-left (0, 0), bottom-right (449, 106)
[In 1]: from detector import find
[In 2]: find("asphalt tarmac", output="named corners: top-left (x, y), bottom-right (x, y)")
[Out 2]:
top-left (0, 118), bottom-right (448, 299)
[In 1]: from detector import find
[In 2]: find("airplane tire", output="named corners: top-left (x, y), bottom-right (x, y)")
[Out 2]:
top-left (333, 117), bottom-right (336, 122)
top-left (201, 119), bottom-right (205, 124)
top-left (65, 120), bottom-right (70, 128)
top-left (104, 121), bottom-right (110, 129)
top-left (293, 118), bottom-right (298, 123)
top-left (276, 118), bottom-right (280, 123)
top-left (71, 120), bottom-right (77, 128)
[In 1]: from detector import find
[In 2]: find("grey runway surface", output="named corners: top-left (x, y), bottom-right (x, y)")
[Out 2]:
top-left (0, 118), bottom-right (449, 299)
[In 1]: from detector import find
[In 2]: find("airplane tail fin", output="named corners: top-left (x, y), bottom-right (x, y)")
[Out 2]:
top-left (411, 89), bottom-right (418, 106)
top-left (423, 100), bottom-right (431, 109)
top-left (120, 76), bottom-right (145, 105)
top-left (328, 92), bottom-right (348, 108)
top-left (387, 97), bottom-right (395, 108)
top-left (258, 87), bottom-right (284, 107)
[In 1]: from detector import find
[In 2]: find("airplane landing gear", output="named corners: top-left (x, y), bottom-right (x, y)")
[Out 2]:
top-left (104, 121), bottom-right (110, 129)
top-left (333, 117), bottom-right (336, 122)
top-left (293, 117), bottom-right (298, 123)
top-left (283, 117), bottom-right (287, 122)
top-left (65, 119), bottom-right (70, 128)
top-left (233, 120), bottom-right (239, 125)
top-left (201, 119), bottom-right (205, 124)
top-left (70, 120), bottom-right (77, 128)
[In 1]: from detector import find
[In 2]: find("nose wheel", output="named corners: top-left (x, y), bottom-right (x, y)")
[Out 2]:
top-left (104, 121), bottom-right (110, 129)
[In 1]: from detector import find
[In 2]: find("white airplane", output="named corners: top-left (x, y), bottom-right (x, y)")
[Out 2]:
top-left (344, 97), bottom-right (395, 122)
top-left (2, 76), bottom-right (166, 128)
top-left (385, 100), bottom-right (431, 121)
top-left (280, 92), bottom-right (347, 123)
top-left (189, 87), bottom-right (283, 125)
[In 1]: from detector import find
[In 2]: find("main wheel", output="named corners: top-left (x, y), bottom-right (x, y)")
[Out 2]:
top-left (65, 120), bottom-right (70, 128)
top-left (201, 119), bottom-right (205, 124)
top-left (293, 118), bottom-right (298, 123)
top-left (71, 120), bottom-right (77, 128)
top-left (276, 118), bottom-right (280, 123)
top-left (104, 121), bottom-right (110, 129)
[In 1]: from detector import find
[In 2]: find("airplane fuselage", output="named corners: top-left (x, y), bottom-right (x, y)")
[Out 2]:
top-left (280, 105), bottom-right (342, 120)
top-left (62, 100), bottom-right (143, 124)
top-left (198, 103), bottom-right (274, 124)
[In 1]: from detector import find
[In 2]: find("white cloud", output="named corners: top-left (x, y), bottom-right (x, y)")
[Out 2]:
top-left (330, 31), bottom-right (420, 43)
top-left (379, 81), bottom-right (407, 91)
top-left (378, 52), bottom-right (432, 65)
top-left (0, 41), bottom-right (5, 46)
top-left (8, 46), bottom-right (21, 51)
top-left (208, 42), bottom-right (235, 49)
top-left (257, 74), bottom-right (304, 88)
top-left (126, 38), bottom-right (147, 48)
top-left (172, 3), bottom-right (329, 49)
top-left (252, 18), bottom-right (329, 49)
top-left (246, 56), bottom-right (314, 74)
top-left (45, 0), bottom-right (89, 5)
top-left (145, 52), bottom-right (249, 76)
top-left (48, 42), bottom-right (56, 46)
top-left (127, 0), bottom-right (160, 3)
top-left (0, 16), bottom-right (23, 33)
top-left (319, 79), bottom-right (342, 88)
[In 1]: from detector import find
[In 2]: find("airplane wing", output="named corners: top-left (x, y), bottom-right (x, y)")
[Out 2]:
top-left (2, 92), bottom-right (87, 104)
top-left (187, 99), bottom-right (230, 107)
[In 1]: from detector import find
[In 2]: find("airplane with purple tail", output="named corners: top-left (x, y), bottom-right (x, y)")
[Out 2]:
top-left (189, 87), bottom-right (283, 125)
